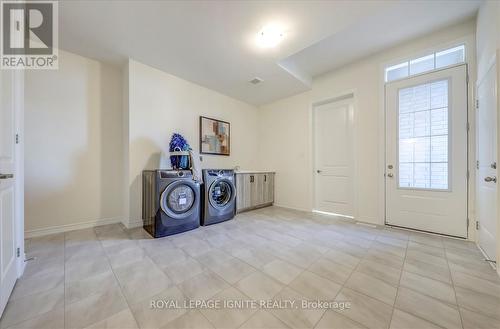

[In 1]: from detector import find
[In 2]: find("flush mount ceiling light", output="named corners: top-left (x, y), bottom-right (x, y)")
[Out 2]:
top-left (257, 24), bottom-right (285, 48)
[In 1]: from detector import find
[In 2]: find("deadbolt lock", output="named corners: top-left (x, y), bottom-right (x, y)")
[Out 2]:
top-left (387, 165), bottom-right (393, 169)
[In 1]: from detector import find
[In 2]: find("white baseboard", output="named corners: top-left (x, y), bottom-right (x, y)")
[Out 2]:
top-left (124, 219), bottom-right (143, 229)
top-left (25, 217), bottom-right (122, 238)
top-left (272, 204), bottom-right (311, 213)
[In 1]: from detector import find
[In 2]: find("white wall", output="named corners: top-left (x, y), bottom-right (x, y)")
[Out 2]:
top-left (475, 0), bottom-right (500, 272)
top-left (24, 50), bottom-right (123, 236)
top-left (125, 59), bottom-right (260, 226)
top-left (259, 20), bottom-right (476, 226)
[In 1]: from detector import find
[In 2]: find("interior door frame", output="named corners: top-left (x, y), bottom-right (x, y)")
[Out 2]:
top-left (310, 90), bottom-right (358, 219)
top-left (475, 52), bottom-right (499, 265)
top-left (14, 70), bottom-right (25, 277)
top-left (384, 64), bottom-right (469, 238)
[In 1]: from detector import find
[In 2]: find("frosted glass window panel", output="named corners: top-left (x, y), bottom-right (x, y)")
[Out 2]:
top-left (431, 135), bottom-right (448, 162)
top-left (431, 163), bottom-right (448, 189)
top-left (398, 79), bottom-right (449, 190)
top-left (411, 84), bottom-right (430, 112)
top-left (414, 163), bottom-right (431, 188)
top-left (410, 54), bottom-right (435, 75)
top-left (386, 62), bottom-right (408, 82)
top-left (431, 80), bottom-right (448, 108)
top-left (399, 88), bottom-right (413, 113)
top-left (431, 108), bottom-right (448, 135)
top-left (413, 110), bottom-right (430, 137)
top-left (399, 163), bottom-right (413, 188)
top-left (435, 45), bottom-right (465, 69)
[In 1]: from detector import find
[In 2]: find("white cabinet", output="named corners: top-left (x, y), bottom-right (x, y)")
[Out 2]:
top-left (235, 172), bottom-right (274, 213)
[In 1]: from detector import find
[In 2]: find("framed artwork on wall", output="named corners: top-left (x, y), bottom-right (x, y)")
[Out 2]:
top-left (199, 116), bottom-right (230, 156)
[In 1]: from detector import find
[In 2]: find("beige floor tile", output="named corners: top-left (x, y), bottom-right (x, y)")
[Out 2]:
top-left (200, 287), bottom-right (257, 328)
top-left (262, 260), bottom-right (303, 285)
top-left (195, 249), bottom-right (234, 268)
top-left (65, 256), bottom-right (111, 283)
top-left (448, 259), bottom-right (500, 283)
top-left (130, 286), bottom-right (187, 329)
top-left (234, 271), bottom-right (284, 300)
top-left (389, 309), bottom-right (442, 329)
top-left (231, 248), bottom-right (276, 269)
top-left (178, 270), bottom-right (229, 300)
top-left (114, 257), bottom-right (173, 304)
top-left (409, 233), bottom-right (443, 248)
top-left (0, 285), bottom-right (64, 329)
top-left (399, 271), bottom-right (456, 305)
top-left (345, 271), bottom-right (398, 306)
top-left (334, 287), bottom-right (393, 329)
top-left (460, 307), bottom-right (500, 329)
top-left (139, 238), bottom-right (176, 257)
top-left (364, 249), bottom-right (404, 270)
top-left (10, 270), bottom-right (64, 301)
top-left (370, 241), bottom-right (406, 258)
top-left (270, 287), bottom-right (325, 329)
top-left (405, 249), bottom-right (448, 267)
top-left (3, 308), bottom-right (64, 329)
top-left (150, 247), bottom-right (191, 267)
top-left (181, 239), bottom-right (213, 257)
top-left (407, 240), bottom-right (446, 257)
top-left (163, 257), bottom-right (206, 284)
top-left (208, 258), bottom-right (256, 285)
top-left (395, 287), bottom-right (461, 329)
top-left (21, 256), bottom-right (64, 281)
top-left (239, 310), bottom-right (290, 329)
top-left (65, 270), bottom-right (119, 304)
top-left (65, 285), bottom-right (128, 329)
top-left (161, 310), bottom-right (215, 329)
top-left (356, 259), bottom-right (401, 287)
top-left (288, 271), bottom-right (341, 301)
top-left (403, 257), bottom-right (451, 284)
top-left (65, 240), bottom-right (105, 263)
top-left (307, 258), bottom-right (353, 285)
top-left (375, 236), bottom-right (408, 249)
top-left (315, 311), bottom-right (367, 329)
top-left (451, 271), bottom-right (500, 298)
top-left (323, 250), bottom-right (361, 269)
top-left (455, 286), bottom-right (500, 321)
top-left (84, 308), bottom-right (139, 329)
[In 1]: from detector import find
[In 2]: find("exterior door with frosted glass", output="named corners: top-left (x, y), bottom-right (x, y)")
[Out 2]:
top-left (385, 64), bottom-right (468, 237)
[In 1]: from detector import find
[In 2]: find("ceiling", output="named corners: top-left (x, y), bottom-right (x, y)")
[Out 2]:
top-left (59, 0), bottom-right (481, 106)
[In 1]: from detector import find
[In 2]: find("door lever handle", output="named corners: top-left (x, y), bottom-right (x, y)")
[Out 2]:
top-left (0, 173), bottom-right (14, 179)
top-left (485, 176), bottom-right (497, 183)
top-left (316, 170), bottom-right (322, 174)
top-left (387, 173), bottom-right (394, 178)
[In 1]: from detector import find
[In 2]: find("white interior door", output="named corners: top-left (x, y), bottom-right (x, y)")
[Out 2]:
top-left (386, 65), bottom-right (468, 237)
top-left (314, 96), bottom-right (355, 217)
top-left (0, 70), bottom-right (19, 316)
top-left (476, 61), bottom-right (497, 261)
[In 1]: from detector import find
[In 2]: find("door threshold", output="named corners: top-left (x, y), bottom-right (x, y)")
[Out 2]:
top-left (385, 223), bottom-right (467, 240)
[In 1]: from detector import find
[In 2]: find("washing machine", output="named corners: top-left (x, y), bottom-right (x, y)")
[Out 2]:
top-left (201, 169), bottom-right (236, 225)
top-left (142, 170), bottom-right (201, 238)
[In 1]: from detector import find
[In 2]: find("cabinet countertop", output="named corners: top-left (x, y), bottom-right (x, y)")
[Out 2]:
top-left (235, 170), bottom-right (275, 174)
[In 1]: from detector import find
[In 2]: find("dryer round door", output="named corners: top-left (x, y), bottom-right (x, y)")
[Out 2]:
top-left (208, 179), bottom-right (235, 209)
top-left (160, 181), bottom-right (197, 219)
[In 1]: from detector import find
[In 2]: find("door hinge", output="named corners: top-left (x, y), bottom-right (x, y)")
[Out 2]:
top-left (477, 160), bottom-right (480, 169)
top-left (466, 122), bottom-right (470, 132)
top-left (466, 74), bottom-right (469, 84)
top-left (16, 247), bottom-right (20, 257)
top-left (466, 170), bottom-right (470, 179)
top-left (15, 134), bottom-right (19, 144)
top-left (476, 221), bottom-right (479, 230)
top-left (476, 99), bottom-right (479, 109)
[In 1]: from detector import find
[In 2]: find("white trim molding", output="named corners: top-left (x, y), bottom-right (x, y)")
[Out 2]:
top-left (25, 217), bottom-right (123, 238)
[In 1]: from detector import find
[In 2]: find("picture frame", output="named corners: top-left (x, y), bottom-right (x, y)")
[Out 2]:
top-left (199, 116), bottom-right (230, 156)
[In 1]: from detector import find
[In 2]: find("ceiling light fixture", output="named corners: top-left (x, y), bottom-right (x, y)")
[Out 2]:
top-left (257, 24), bottom-right (285, 48)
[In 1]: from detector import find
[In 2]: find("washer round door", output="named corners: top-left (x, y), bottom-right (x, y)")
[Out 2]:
top-left (209, 179), bottom-right (235, 209)
top-left (160, 181), bottom-right (198, 219)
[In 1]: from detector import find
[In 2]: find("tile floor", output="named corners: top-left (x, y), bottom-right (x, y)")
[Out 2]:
top-left (1, 206), bottom-right (500, 329)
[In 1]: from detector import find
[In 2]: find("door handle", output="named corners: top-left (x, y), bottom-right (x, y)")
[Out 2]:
top-left (387, 173), bottom-right (394, 178)
top-left (485, 176), bottom-right (497, 183)
top-left (0, 173), bottom-right (14, 179)
top-left (316, 170), bottom-right (322, 174)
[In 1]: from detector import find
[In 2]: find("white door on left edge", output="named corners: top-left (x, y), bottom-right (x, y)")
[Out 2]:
top-left (314, 96), bottom-right (355, 218)
top-left (0, 70), bottom-right (18, 316)
top-left (386, 64), bottom-right (468, 237)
